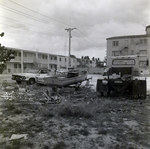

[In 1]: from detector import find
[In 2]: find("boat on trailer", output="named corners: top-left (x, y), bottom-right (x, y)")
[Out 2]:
top-left (43, 69), bottom-right (88, 88)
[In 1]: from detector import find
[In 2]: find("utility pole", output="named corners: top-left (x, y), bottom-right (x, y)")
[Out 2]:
top-left (65, 27), bottom-right (76, 68)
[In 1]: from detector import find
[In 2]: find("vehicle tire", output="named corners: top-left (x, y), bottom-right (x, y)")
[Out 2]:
top-left (139, 94), bottom-right (146, 100)
top-left (16, 80), bottom-right (21, 84)
top-left (29, 78), bottom-right (35, 85)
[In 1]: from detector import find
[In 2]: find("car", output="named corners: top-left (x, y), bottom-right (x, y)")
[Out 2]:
top-left (12, 69), bottom-right (50, 84)
top-left (35, 69), bottom-right (68, 85)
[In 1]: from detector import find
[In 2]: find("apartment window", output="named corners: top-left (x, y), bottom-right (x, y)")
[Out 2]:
top-left (65, 58), bottom-right (66, 62)
top-left (112, 41), bottom-right (119, 46)
top-left (131, 50), bottom-right (134, 55)
top-left (14, 64), bottom-right (17, 68)
top-left (18, 53), bottom-right (21, 57)
top-left (140, 50), bottom-right (147, 55)
top-left (18, 64), bottom-right (21, 68)
top-left (131, 39), bottom-right (134, 45)
top-left (59, 58), bottom-right (61, 61)
top-left (51, 57), bottom-right (53, 60)
top-left (24, 53), bottom-right (27, 57)
top-left (140, 39), bottom-right (147, 45)
top-left (112, 51), bottom-right (119, 56)
top-left (139, 61), bottom-right (147, 68)
top-left (14, 52), bottom-right (17, 56)
top-left (54, 57), bottom-right (57, 60)
top-left (45, 55), bottom-right (47, 59)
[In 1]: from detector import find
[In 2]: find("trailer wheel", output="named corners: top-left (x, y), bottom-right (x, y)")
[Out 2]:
top-left (29, 78), bottom-right (35, 85)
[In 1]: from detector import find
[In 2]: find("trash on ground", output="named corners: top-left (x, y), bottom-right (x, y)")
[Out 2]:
top-left (9, 134), bottom-right (28, 140)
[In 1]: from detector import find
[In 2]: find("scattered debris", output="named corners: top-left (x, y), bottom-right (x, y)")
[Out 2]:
top-left (9, 134), bottom-right (28, 140)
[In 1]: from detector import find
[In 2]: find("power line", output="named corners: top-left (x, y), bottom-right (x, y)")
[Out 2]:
top-left (0, 5), bottom-right (48, 23)
top-left (0, 22), bottom-right (65, 36)
top-left (8, 0), bottom-right (70, 27)
top-left (0, 15), bottom-right (66, 36)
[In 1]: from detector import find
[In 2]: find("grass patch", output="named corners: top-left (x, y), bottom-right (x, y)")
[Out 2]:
top-left (79, 128), bottom-right (89, 136)
top-left (53, 141), bottom-right (66, 149)
top-left (58, 103), bottom-right (93, 119)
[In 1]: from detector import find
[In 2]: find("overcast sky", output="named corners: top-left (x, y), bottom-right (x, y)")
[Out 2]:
top-left (0, 0), bottom-right (150, 60)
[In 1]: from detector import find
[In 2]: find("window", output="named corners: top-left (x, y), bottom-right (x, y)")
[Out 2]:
top-left (14, 64), bottom-right (17, 68)
top-left (24, 53), bottom-right (27, 57)
top-left (59, 58), bottom-right (61, 61)
top-left (140, 39), bottom-right (147, 45)
top-left (18, 53), bottom-right (21, 57)
top-left (51, 57), bottom-right (53, 60)
top-left (14, 52), bottom-right (17, 56)
top-left (131, 39), bottom-right (134, 45)
top-left (19, 64), bottom-right (21, 68)
top-left (125, 40), bottom-right (128, 47)
top-left (140, 50), bottom-right (147, 55)
top-left (112, 41), bottom-right (119, 46)
top-left (65, 58), bottom-right (66, 62)
top-left (131, 50), bottom-right (134, 55)
top-left (54, 57), bottom-right (57, 60)
top-left (139, 61), bottom-right (147, 68)
top-left (112, 51), bottom-right (119, 56)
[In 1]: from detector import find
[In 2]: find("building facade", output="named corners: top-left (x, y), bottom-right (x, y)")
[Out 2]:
top-left (106, 25), bottom-right (150, 70)
top-left (6, 47), bottom-right (77, 74)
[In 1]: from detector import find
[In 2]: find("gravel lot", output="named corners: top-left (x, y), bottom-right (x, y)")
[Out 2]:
top-left (0, 74), bottom-right (150, 149)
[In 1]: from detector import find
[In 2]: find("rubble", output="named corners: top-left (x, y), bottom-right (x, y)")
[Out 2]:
top-left (0, 75), bottom-right (150, 149)
top-left (9, 134), bottom-right (28, 140)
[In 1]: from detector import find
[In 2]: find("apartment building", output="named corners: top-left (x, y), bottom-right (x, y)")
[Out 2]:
top-left (6, 47), bottom-right (77, 74)
top-left (106, 25), bottom-right (150, 70)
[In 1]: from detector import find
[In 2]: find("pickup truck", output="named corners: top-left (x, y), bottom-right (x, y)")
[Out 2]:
top-left (12, 69), bottom-right (50, 84)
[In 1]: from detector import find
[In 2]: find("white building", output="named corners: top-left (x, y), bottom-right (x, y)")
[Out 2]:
top-left (6, 47), bottom-right (77, 74)
top-left (106, 25), bottom-right (150, 70)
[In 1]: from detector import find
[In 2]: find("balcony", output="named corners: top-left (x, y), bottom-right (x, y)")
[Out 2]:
top-left (10, 57), bottom-right (21, 62)
top-left (23, 57), bottom-right (35, 63)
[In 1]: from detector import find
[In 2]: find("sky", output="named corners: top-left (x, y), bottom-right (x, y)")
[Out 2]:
top-left (0, 0), bottom-right (150, 60)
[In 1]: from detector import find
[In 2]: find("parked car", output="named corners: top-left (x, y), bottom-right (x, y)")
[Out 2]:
top-left (36, 69), bottom-right (68, 85)
top-left (12, 69), bottom-right (50, 84)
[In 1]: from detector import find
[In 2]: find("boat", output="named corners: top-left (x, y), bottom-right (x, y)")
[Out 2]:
top-left (43, 69), bottom-right (88, 87)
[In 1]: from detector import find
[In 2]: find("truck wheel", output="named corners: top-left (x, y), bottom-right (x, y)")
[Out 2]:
top-left (16, 80), bottom-right (21, 84)
top-left (29, 78), bottom-right (35, 85)
top-left (139, 94), bottom-right (146, 100)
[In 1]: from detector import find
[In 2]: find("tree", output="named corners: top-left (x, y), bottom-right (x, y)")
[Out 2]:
top-left (0, 32), bottom-right (16, 74)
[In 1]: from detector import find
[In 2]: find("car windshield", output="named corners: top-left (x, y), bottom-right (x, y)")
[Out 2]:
top-left (26, 69), bottom-right (39, 73)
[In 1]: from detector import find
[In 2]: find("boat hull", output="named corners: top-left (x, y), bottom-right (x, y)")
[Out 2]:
top-left (44, 74), bottom-right (87, 87)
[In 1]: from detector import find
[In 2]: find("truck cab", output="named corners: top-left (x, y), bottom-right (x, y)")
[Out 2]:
top-left (97, 55), bottom-right (147, 99)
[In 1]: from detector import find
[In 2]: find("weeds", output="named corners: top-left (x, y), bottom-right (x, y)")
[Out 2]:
top-left (58, 103), bottom-right (93, 119)
top-left (53, 141), bottom-right (66, 149)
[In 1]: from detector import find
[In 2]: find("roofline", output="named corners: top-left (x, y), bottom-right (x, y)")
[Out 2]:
top-left (6, 47), bottom-right (69, 57)
top-left (106, 34), bottom-right (150, 40)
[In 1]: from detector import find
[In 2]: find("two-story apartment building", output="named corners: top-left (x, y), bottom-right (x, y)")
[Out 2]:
top-left (106, 25), bottom-right (150, 70)
top-left (6, 47), bottom-right (77, 73)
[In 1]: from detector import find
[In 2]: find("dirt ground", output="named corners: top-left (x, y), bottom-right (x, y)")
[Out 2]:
top-left (0, 75), bottom-right (150, 149)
